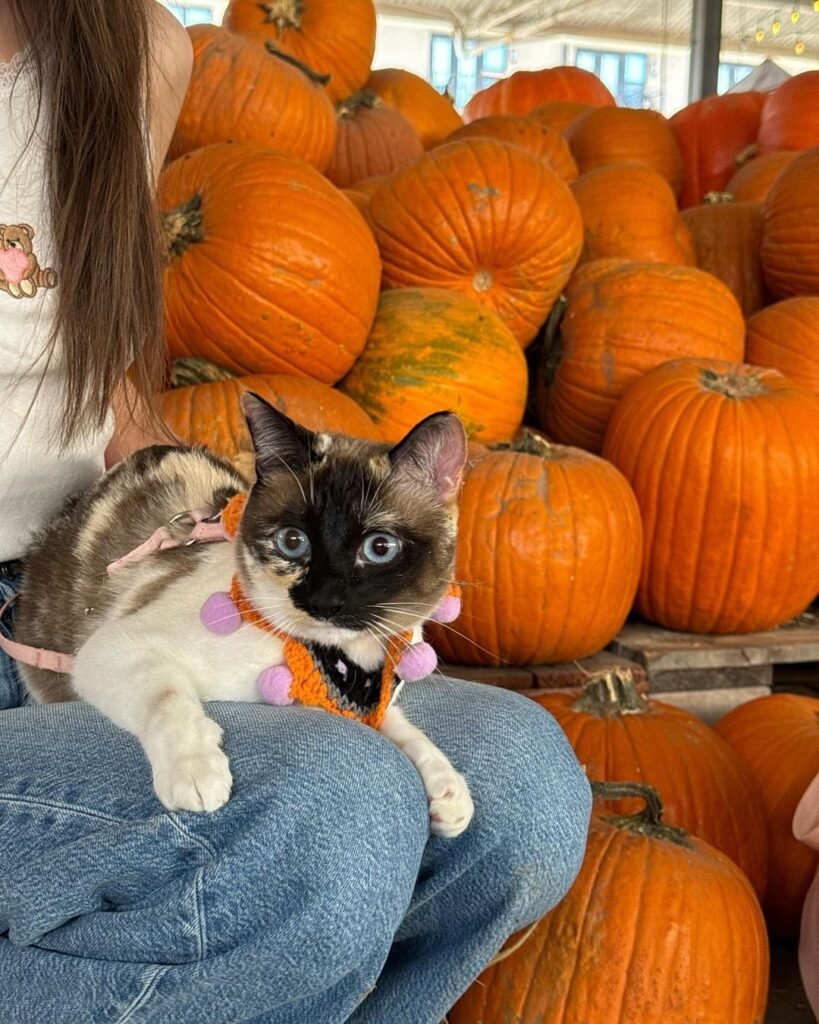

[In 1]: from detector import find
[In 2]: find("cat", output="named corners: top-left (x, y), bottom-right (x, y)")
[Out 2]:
top-left (13, 394), bottom-right (474, 837)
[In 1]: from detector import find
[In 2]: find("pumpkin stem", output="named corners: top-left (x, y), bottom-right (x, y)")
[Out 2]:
top-left (700, 365), bottom-right (768, 399)
top-left (337, 90), bottom-right (382, 117)
top-left (258, 0), bottom-right (304, 31)
top-left (170, 356), bottom-right (236, 389)
top-left (264, 42), bottom-right (331, 86)
top-left (735, 142), bottom-right (758, 168)
top-left (539, 293), bottom-right (568, 387)
top-left (702, 191), bottom-right (735, 204)
top-left (161, 194), bottom-right (203, 261)
top-left (573, 668), bottom-right (648, 716)
top-left (592, 781), bottom-right (691, 848)
top-left (491, 429), bottom-right (558, 459)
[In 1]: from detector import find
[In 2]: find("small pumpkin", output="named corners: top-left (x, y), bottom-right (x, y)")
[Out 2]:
top-left (761, 147), bottom-right (819, 299)
top-left (528, 100), bottom-right (593, 136)
top-left (364, 68), bottom-right (463, 149)
top-left (464, 66), bottom-right (614, 121)
top-left (726, 150), bottom-right (798, 202)
top-left (757, 71), bottom-right (819, 154)
top-left (339, 288), bottom-right (527, 443)
top-left (603, 359), bottom-right (819, 634)
top-left (369, 138), bottom-right (583, 347)
top-left (746, 297), bottom-right (819, 396)
top-left (427, 433), bottom-right (642, 666)
top-left (443, 116), bottom-right (578, 182)
top-left (715, 694), bottom-right (819, 939)
top-left (325, 92), bottom-right (423, 188)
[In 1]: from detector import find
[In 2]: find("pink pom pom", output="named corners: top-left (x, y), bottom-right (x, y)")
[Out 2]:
top-left (431, 594), bottom-right (461, 624)
top-left (397, 641), bottom-right (438, 682)
top-left (200, 591), bottom-right (241, 635)
top-left (258, 664), bottom-right (294, 705)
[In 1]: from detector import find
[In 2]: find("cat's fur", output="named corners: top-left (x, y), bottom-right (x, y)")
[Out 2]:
top-left (14, 396), bottom-right (474, 836)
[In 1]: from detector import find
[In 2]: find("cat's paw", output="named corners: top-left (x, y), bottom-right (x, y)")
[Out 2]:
top-left (152, 721), bottom-right (233, 813)
top-left (424, 763), bottom-right (474, 839)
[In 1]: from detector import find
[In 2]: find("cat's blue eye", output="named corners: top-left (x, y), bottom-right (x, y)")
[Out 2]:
top-left (360, 532), bottom-right (402, 565)
top-left (273, 527), bottom-right (311, 561)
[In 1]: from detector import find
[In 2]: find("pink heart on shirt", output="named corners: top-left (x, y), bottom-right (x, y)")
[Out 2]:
top-left (0, 247), bottom-right (29, 284)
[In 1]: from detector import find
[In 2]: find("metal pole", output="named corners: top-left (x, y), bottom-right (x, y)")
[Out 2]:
top-left (689, 0), bottom-right (724, 101)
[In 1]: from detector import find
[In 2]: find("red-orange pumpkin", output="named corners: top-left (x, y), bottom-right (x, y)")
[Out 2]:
top-left (368, 138), bottom-right (583, 347)
top-left (746, 297), bottom-right (819, 396)
top-left (427, 434), bottom-right (642, 665)
top-left (726, 150), bottom-right (798, 202)
top-left (528, 100), bottom-right (593, 136)
top-left (603, 359), bottom-right (819, 634)
top-left (223, 0), bottom-right (376, 102)
top-left (464, 67), bottom-right (614, 122)
top-left (443, 116), bottom-right (578, 182)
top-left (757, 71), bottom-right (819, 154)
top-left (160, 143), bottom-right (381, 383)
top-left (170, 26), bottom-right (336, 171)
top-left (716, 694), bottom-right (819, 939)
top-left (761, 147), bottom-right (819, 299)
top-left (325, 92), bottom-right (423, 188)
top-left (364, 68), bottom-right (463, 149)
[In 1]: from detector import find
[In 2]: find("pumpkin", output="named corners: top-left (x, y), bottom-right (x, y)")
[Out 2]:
top-left (368, 138), bottom-right (583, 347)
top-left (342, 175), bottom-right (385, 215)
top-left (464, 67), bottom-right (615, 122)
top-left (160, 143), bottom-right (381, 383)
top-left (746, 297), bottom-right (819, 396)
top-left (427, 432), bottom-right (642, 666)
top-left (325, 92), bottom-right (423, 188)
top-left (533, 671), bottom-right (768, 896)
top-left (603, 358), bottom-right (819, 634)
top-left (726, 150), bottom-right (798, 202)
top-left (670, 91), bottom-right (766, 208)
top-left (443, 116), bottom-right (578, 182)
top-left (757, 71), bottom-right (819, 154)
top-left (571, 164), bottom-right (694, 267)
top-left (539, 262), bottom-right (744, 453)
top-left (681, 194), bottom-right (766, 317)
top-left (169, 26), bottom-right (337, 171)
top-left (364, 68), bottom-right (463, 149)
top-left (716, 694), bottom-right (819, 939)
top-left (761, 147), bottom-right (819, 299)
top-left (567, 107), bottom-right (683, 195)
top-left (528, 100), bottom-right (593, 136)
top-left (223, 0), bottom-right (376, 103)
top-left (449, 783), bottom-right (769, 1024)
top-left (339, 288), bottom-right (527, 443)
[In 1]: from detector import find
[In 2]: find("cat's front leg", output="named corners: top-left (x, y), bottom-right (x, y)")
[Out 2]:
top-left (380, 704), bottom-right (474, 838)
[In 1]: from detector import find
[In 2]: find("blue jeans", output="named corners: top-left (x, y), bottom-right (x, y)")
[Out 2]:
top-left (0, 563), bottom-right (591, 1023)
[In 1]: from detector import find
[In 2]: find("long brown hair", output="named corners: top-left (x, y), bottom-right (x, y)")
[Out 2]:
top-left (9, 0), bottom-right (167, 446)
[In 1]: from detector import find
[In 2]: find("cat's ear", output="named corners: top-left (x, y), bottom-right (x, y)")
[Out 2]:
top-left (389, 412), bottom-right (467, 504)
top-left (241, 392), bottom-right (313, 479)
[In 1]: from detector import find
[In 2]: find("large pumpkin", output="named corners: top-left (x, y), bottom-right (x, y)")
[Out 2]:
top-left (726, 150), bottom-right (798, 202)
top-left (427, 434), bottom-right (642, 666)
top-left (716, 694), bottom-right (819, 939)
top-left (567, 107), bottom-right (683, 194)
top-left (603, 359), bottom-right (819, 634)
top-left (670, 91), bottom-right (766, 208)
top-left (443, 116), bottom-right (577, 182)
top-left (539, 262), bottom-right (744, 453)
top-left (340, 289), bottom-right (527, 443)
top-left (528, 100), bottom-right (593, 136)
top-left (464, 67), bottom-right (614, 122)
top-left (746, 297), bottom-right (819, 396)
top-left (223, 0), bottom-right (376, 103)
top-left (325, 92), bottom-right (423, 188)
top-left (160, 143), bottom-right (381, 383)
top-left (761, 147), bottom-right (819, 299)
top-left (571, 164), bottom-right (694, 266)
top-left (757, 71), bottom-right (819, 154)
top-left (364, 68), bottom-right (463, 149)
top-left (681, 195), bottom-right (766, 317)
top-left (449, 783), bottom-right (769, 1024)
top-left (533, 672), bottom-right (768, 896)
top-left (369, 138), bottom-right (583, 347)
top-left (169, 26), bottom-right (336, 171)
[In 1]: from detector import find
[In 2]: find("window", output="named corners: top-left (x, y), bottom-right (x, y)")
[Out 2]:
top-left (167, 3), bottom-right (215, 25)
top-left (718, 63), bottom-right (755, 94)
top-left (429, 36), bottom-right (508, 109)
top-left (575, 49), bottom-right (648, 108)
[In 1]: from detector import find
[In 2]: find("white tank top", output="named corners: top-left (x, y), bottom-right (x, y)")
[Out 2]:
top-left (0, 52), bottom-right (114, 562)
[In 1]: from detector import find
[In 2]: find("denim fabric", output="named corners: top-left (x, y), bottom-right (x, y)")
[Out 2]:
top-left (0, 605), bottom-right (591, 1023)
top-left (0, 562), bottom-right (27, 710)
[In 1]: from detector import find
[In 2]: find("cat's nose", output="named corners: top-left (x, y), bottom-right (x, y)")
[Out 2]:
top-left (303, 582), bottom-right (346, 621)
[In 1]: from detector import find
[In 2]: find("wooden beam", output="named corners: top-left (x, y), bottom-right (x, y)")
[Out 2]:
top-left (689, 0), bottom-right (724, 100)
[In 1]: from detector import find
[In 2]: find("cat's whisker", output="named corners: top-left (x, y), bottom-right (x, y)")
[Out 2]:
top-left (418, 619), bottom-right (511, 665)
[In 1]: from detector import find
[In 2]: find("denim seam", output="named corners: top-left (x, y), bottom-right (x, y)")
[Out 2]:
top-left (162, 811), bottom-right (217, 858)
top-left (193, 866), bottom-right (207, 960)
top-left (114, 965), bottom-right (169, 1024)
top-left (0, 793), bottom-right (125, 825)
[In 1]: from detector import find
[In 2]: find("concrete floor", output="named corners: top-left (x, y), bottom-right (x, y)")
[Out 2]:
top-left (768, 944), bottom-right (815, 1024)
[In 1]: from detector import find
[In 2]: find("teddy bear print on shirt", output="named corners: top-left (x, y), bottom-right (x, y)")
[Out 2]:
top-left (0, 223), bottom-right (57, 298)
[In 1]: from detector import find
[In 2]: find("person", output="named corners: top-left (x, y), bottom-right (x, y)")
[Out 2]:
top-left (0, 2), bottom-right (591, 1022)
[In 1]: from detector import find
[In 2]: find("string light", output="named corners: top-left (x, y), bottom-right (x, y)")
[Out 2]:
top-left (755, 26), bottom-right (766, 41)
top-left (795, 39), bottom-right (806, 54)
top-left (791, 8), bottom-right (800, 23)
top-left (814, 0), bottom-right (819, 12)
top-left (771, 16), bottom-right (782, 35)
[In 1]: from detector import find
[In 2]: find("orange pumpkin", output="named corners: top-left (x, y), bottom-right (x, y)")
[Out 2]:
top-left (762, 147), bottom-right (819, 299)
top-left (449, 783), bottom-right (769, 1024)
top-left (364, 68), bottom-right (463, 149)
top-left (223, 0), bottom-right (375, 103)
top-left (342, 175), bottom-right (385, 215)
top-left (160, 143), bottom-right (381, 383)
top-left (757, 71), bottom-right (819, 154)
top-left (427, 434), bottom-right (642, 666)
top-left (464, 67), bottom-right (615, 121)
top-left (603, 359), bottom-right (819, 634)
top-left (339, 288), bottom-right (527, 443)
top-left (726, 150), bottom-right (798, 202)
top-left (533, 672), bottom-right (768, 896)
top-left (567, 107), bottom-right (683, 194)
top-left (169, 26), bottom-right (336, 171)
top-left (716, 694), bottom-right (819, 939)
top-left (540, 262), bottom-right (744, 453)
top-left (325, 92), bottom-right (423, 188)
top-left (571, 164), bottom-right (694, 266)
top-left (528, 100), bottom-right (593, 136)
top-left (746, 297), bottom-right (819, 396)
top-left (369, 138), bottom-right (583, 347)
top-left (443, 116), bottom-right (577, 182)
top-left (681, 195), bottom-right (766, 316)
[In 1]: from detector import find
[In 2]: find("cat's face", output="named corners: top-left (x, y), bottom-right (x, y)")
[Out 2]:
top-left (236, 396), bottom-right (467, 648)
